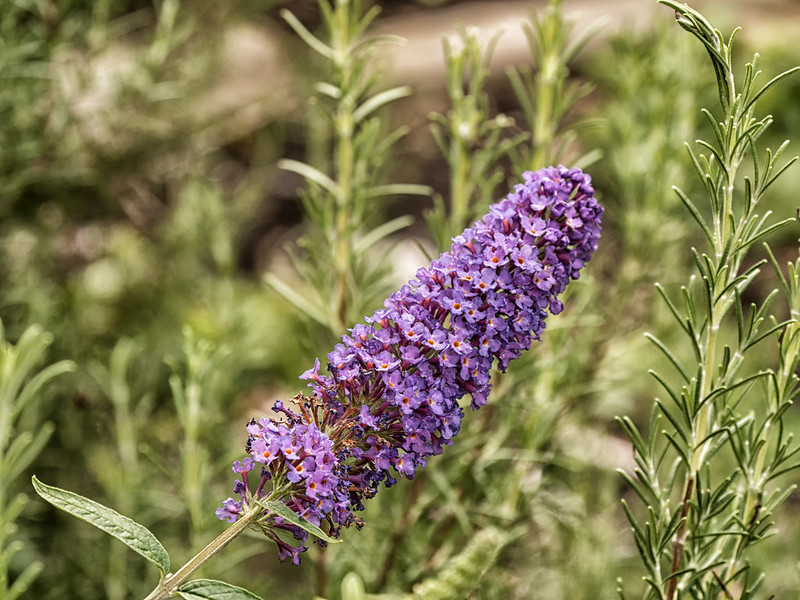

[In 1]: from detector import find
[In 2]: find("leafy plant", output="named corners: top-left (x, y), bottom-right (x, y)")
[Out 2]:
top-left (0, 322), bottom-right (74, 599)
top-left (426, 25), bottom-right (520, 251)
top-left (507, 0), bottom-right (601, 173)
top-left (268, 0), bottom-right (429, 343)
top-left (617, 3), bottom-right (800, 598)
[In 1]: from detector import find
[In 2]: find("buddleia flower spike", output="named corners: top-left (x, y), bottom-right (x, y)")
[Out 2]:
top-left (217, 165), bottom-right (603, 563)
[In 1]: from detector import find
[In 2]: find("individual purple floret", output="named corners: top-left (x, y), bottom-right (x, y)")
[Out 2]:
top-left (217, 166), bottom-right (603, 562)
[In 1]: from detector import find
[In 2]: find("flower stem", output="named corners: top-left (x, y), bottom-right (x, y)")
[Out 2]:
top-left (142, 505), bottom-right (261, 600)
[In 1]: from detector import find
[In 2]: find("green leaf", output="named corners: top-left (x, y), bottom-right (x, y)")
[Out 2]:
top-left (11, 359), bottom-right (75, 419)
top-left (314, 82), bottom-right (342, 100)
top-left (363, 184), bottom-right (432, 201)
top-left (278, 159), bottom-right (339, 196)
top-left (280, 9), bottom-right (334, 59)
top-left (3, 493), bottom-right (27, 527)
top-left (6, 560), bottom-right (42, 600)
top-left (31, 476), bottom-right (170, 575)
top-left (3, 422), bottom-right (54, 481)
top-left (645, 333), bottom-right (690, 383)
top-left (744, 65), bottom-right (800, 113)
top-left (352, 86), bottom-right (413, 124)
top-left (263, 273), bottom-right (332, 329)
top-left (353, 216), bottom-right (413, 254)
top-left (257, 499), bottom-right (342, 544)
top-left (176, 579), bottom-right (264, 600)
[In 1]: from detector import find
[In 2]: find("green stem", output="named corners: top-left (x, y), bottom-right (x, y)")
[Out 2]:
top-left (669, 153), bottom-right (732, 600)
top-left (691, 307), bottom-right (723, 473)
top-left (532, 52), bottom-right (557, 170)
top-left (671, 29), bottom-right (742, 596)
top-left (331, 1), bottom-right (356, 332)
top-left (142, 505), bottom-right (261, 600)
top-left (691, 120), bottom-right (741, 473)
top-left (449, 136), bottom-right (470, 235)
top-left (530, 0), bottom-right (562, 171)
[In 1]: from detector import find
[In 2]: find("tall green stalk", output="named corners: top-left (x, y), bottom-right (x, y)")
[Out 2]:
top-left (168, 330), bottom-right (232, 545)
top-left (269, 0), bottom-right (429, 340)
top-left (507, 0), bottom-right (600, 173)
top-left (89, 339), bottom-right (150, 600)
top-left (427, 26), bottom-right (519, 251)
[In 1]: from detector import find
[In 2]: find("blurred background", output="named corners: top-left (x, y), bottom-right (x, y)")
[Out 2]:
top-left (2, 0), bottom-right (800, 598)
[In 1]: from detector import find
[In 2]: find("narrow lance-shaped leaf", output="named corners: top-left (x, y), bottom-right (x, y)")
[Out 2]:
top-left (3, 422), bottom-right (55, 481)
top-left (11, 360), bottom-right (75, 420)
top-left (258, 499), bottom-right (342, 544)
top-left (176, 579), bottom-right (264, 600)
top-left (645, 333), bottom-right (691, 384)
top-left (315, 82), bottom-right (342, 100)
top-left (744, 66), bottom-right (800, 113)
top-left (263, 273), bottom-right (333, 330)
top-left (352, 86), bottom-right (413, 124)
top-left (31, 476), bottom-right (170, 575)
top-left (278, 159), bottom-right (339, 196)
top-left (6, 561), bottom-right (42, 600)
top-left (762, 149), bottom-right (798, 194)
top-left (280, 9), bottom-right (333, 59)
top-left (353, 215), bottom-right (413, 255)
top-left (363, 183), bottom-right (433, 201)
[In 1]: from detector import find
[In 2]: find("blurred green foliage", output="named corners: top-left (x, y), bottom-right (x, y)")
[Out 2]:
top-left (1, 1), bottom-right (799, 599)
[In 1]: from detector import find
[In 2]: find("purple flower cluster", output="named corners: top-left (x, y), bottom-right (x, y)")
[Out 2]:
top-left (217, 166), bottom-right (602, 563)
